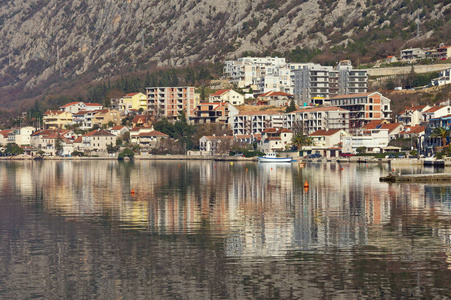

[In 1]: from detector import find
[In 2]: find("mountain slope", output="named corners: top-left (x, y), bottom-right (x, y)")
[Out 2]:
top-left (0, 0), bottom-right (451, 110)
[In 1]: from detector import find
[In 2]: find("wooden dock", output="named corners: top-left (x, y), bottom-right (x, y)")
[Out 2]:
top-left (380, 173), bottom-right (451, 183)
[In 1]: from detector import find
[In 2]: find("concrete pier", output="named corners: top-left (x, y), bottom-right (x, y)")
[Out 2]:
top-left (380, 173), bottom-right (451, 183)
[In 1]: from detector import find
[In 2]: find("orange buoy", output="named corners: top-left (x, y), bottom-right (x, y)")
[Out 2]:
top-left (246, 168), bottom-right (248, 172)
top-left (304, 186), bottom-right (309, 193)
top-left (303, 180), bottom-right (309, 188)
top-left (131, 188), bottom-right (135, 196)
top-left (271, 167), bottom-right (273, 170)
top-left (178, 164), bottom-right (180, 167)
top-left (341, 168), bottom-right (343, 170)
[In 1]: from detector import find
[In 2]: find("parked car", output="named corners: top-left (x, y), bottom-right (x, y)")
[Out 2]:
top-left (339, 153), bottom-right (355, 157)
top-left (387, 153), bottom-right (396, 159)
top-left (307, 153), bottom-right (322, 158)
top-left (398, 154), bottom-right (405, 158)
top-left (234, 153), bottom-right (244, 157)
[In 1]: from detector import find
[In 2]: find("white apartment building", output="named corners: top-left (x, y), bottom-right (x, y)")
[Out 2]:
top-left (7, 127), bottom-right (35, 146)
top-left (284, 106), bottom-right (350, 135)
top-left (230, 111), bottom-right (284, 136)
top-left (342, 129), bottom-right (389, 153)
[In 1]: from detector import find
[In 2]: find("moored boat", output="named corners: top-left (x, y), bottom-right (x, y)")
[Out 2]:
top-left (257, 153), bottom-right (292, 163)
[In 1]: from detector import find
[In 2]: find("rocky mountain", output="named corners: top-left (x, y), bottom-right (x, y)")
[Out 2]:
top-left (0, 0), bottom-right (451, 111)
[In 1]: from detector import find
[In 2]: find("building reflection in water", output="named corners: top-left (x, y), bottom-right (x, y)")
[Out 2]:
top-left (1, 161), bottom-right (451, 259)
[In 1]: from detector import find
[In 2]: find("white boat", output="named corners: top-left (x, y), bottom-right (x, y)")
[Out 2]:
top-left (257, 153), bottom-right (292, 163)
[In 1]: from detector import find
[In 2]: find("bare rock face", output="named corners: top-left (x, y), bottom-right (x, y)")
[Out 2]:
top-left (0, 0), bottom-right (447, 90)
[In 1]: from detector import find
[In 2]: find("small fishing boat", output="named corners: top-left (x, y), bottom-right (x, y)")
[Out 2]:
top-left (257, 153), bottom-right (292, 163)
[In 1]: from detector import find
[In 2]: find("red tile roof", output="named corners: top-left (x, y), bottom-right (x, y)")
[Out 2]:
top-left (398, 105), bottom-right (428, 115)
top-left (60, 102), bottom-right (83, 108)
top-left (210, 89), bottom-right (231, 97)
top-left (364, 122), bottom-right (403, 133)
top-left (309, 129), bottom-right (342, 136)
top-left (424, 105), bottom-right (448, 113)
top-left (399, 126), bottom-right (425, 135)
top-left (85, 103), bottom-right (103, 107)
top-left (111, 126), bottom-right (125, 130)
top-left (43, 110), bottom-right (64, 115)
top-left (83, 129), bottom-right (115, 137)
top-left (0, 129), bottom-right (13, 137)
top-left (138, 131), bottom-right (169, 137)
top-left (124, 93), bottom-right (140, 97)
top-left (258, 91), bottom-right (293, 98)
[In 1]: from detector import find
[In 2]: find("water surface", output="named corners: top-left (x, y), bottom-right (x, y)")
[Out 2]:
top-left (0, 160), bottom-right (451, 299)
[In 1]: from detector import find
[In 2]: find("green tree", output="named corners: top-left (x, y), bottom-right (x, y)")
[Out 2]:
top-left (356, 146), bottom-right (367, 154)
top-left (285, 99), bottom-right (297, 113)
top-left (55, 135), bottom-right (64, 155)
top-left (107, 142), bottom-right (119, 154)
top-left (430, 127), bottom-right (451, 148)
top-left (291, 133), bottom-right (312, 150)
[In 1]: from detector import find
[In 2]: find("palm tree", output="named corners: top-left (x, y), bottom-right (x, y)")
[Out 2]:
top-left (291, 133), bottom-right (312, 150)
top-left (430, 127), bottom-right (451, 148)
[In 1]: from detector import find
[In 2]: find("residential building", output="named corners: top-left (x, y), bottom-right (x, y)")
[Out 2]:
top-left (199, 135), bottom-right (234, 156)
top-left (110, 126), bottom-right (129, 136)
top-left (257, 91), bottom-right (294, 106)
top-left (400, 48), bottom-right (426, 62)
top-left (43, 110), bottom-right (73, 129)
top-left (0, 130), bottom-right (12, 145)
top-left (342, 129), bottom-right (390, 153)
top-left (30, 129), bottom-right (74, 152)
top-left (396, 105), bottom-right (431, 126)
top-left (73, 129), bottom-right (116, 154)
top-left (209, 90), bottom-right (245, 106)
top-left (259, 128), bottom-right (293, 153)
top-left (385, 56), bottom-right (398, 63)
top-left (422, 105), bottom-right (451, 122)
top-left (60, 102), bottom-right (103, 114)
top-left (329, 92), bottom-right (392, 131)
top-left (119, 92), bottom-right (147, 112)
top-left (397, 126), bottom-right (425, 139)
top-left (92, 109), bottom-right (121, 128)
top-left (191, 102), bottom-right (229, 124)
top-left (336, 60), bottom-right (368, 95)
top-left (130, 127), bottom-right (154, 144)
top-left (431, 68), bottom-right (451, 86)
top-left (7, 127), bottom-right (35, 146)
top-left (138, 131), bottom-right (169, 151)
top-left (73, 110), bottom-right (99, 130)
top-left (132, 115), bottom-right (152, 127)
top-left (428, 44), bottom-right (451, 60)
top-left (292, 61), bottom-right (368, 106)
top-left (309, 129), bottom-right (350, 148)
top-left (422, 114), bottom-right (451, 155)
top-left (230, 110), bottom-right (284, 136)
top-left (284, 106), bottom-right (350, 135)
top-left (146, 87), bottom-right (196, 121)
top-left (362, 120), bottom-right (404, 140)
top-left (60, 102), bottom-right (85, 114)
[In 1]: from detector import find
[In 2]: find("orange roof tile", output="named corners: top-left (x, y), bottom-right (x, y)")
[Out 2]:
top-left (210, 89), bottom-right (231, 97)
top-left (309, 129), bottom-right (342, 136)
top-left (60, 102), bottom-right (83, 108)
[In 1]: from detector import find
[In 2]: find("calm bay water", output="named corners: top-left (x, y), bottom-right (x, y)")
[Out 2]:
top-left (0, 160), bottom-right (451, 299)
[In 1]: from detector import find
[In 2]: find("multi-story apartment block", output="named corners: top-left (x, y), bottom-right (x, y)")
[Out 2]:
top-left (230, 111), bottom-right (284, 136)
top-left (329, 92), bottom-right (391, 131)
top-left (146, 87), bottom-right (196, 121)
top-left (43, 110), bottom-right (73, 129)
top-left (337, 60), bottom-right (368, 95)
top-left (7, 127), bottom-right (35, 146)
top-left (284, 106), bottom-right (350, 135)
top-left (293, 61), bottom-right (368, 106)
